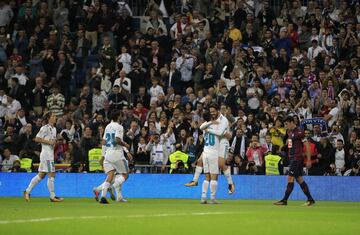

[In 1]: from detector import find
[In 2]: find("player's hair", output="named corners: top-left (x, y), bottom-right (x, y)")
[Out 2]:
top-left (43, 111), bottom-right (53, 122)
top-left (209, 102), bottom-right (219, 110)
top-left (284, 116), bottom-right (295, 123)
top-left (203, 111), bottom-right (211, 121)
top-left (111, 109), bottom-right (121, 121)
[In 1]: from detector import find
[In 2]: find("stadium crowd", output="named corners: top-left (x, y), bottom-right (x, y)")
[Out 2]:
top-left (0, 0), bottom-right (359, 176)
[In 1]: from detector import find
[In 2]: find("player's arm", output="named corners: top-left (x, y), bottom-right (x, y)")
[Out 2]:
top-left (99, 156), bottom-right (104, 167)
top-left (115, 127), bottom-right (130, 149)
top-left (206, 120), bottom-right (228, 137)
top-left (223, 130), bottom-right (232, 140)
top-left (115, 137), bottom-right (130, 149)
top-left (34, 136), bottom-right (54, 145)
top-left (304, 140), bottom-right (312, 168)
top-left (34, 127), bottom-right (54, 145)
top-left (122, 146), bottom-right (133, 161)
top-left (199, 121), bottom-right (212, 131)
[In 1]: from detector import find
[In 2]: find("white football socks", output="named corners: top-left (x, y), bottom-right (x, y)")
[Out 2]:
top-left (94, 183), bottom-right (103, 192)
top-left (201, 180), bottom-right (209, 199)
top-left (26, 175), bottom-right (42, 193)
top-left (193, 166), bottom-right (203, 182)
top-left (101, 182), bottom-right (110, 198)
top-left (210, 180), bottom-right (218, 200)
top-left (223, 168), bottom-right (233, 185)
top-left (113, 175), bottom-right (126, 200)
top-left (47, 177), bottom-right (55, 198)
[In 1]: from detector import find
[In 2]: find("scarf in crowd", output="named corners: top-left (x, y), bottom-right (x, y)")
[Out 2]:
top-left (231, 135), bottom-right (246, 158)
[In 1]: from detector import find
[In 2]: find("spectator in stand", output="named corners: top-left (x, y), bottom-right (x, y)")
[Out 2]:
top-left (246, 134), bottom-right (267, 174)
top-left (0, 148), bottom-right (19, 172)
top-left (46, 85), bottom-right (65, 117)
top-left (146, 133), bottom-right (169, 172)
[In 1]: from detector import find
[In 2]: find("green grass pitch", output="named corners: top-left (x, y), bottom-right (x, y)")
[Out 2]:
top-left (0, 198), bottom-right (359, 235)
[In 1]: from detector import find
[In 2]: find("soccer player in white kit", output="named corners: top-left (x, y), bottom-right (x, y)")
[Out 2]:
top-left (99, 110), bottom-right (131, 204)
top-left (93, 144), bottom-right (132, 201)
top-left (199, 103), bottom-right (229, 204)
top-left (185, 104), bottom-right (235, 194)
top-left (23, 112), bottom-right (63, 202)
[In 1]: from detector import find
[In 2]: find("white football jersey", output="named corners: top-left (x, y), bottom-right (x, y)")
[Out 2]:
top-left (36, 124), bottom-right (57, 160)
top-left (103, 121), bottom-right (125, 161)
top-left (202, 114), bottom-right (229, 155)
top-left (219, 114), bottom-right (230, 145)
top-left (203, 130), bottom-right (221, 155)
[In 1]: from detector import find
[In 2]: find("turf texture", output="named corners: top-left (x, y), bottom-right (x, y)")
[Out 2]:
top-left (0, 198), bottom-right (359, 235)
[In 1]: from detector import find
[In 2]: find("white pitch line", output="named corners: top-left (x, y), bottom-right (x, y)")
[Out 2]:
top-left (0, 212), bottom-right (240, 225)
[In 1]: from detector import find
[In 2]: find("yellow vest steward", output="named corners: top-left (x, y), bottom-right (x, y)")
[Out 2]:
top-left (88, 148), bottom-right (103, 172)
top-left (169, 151), bottom-right (189, 173)
top-left (20, 158), bottom-right (32, 172)
top-left (264, 154), bottom-right (281, 175)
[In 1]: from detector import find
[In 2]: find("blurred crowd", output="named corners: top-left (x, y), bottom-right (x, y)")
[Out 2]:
top-left (0, 0), bottom-right (359, 176)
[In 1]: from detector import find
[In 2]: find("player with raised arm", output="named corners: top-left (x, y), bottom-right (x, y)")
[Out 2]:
top-left (199, 104), bottom-right (224, 204)
top-left (185, 105), bottom-right (235, 194)
top-left (99, 110), bottom-right (131, 204)
top-left (23, 112), bottom-right (63, 202)
top-left (274, 116), bottom-right (315, 206)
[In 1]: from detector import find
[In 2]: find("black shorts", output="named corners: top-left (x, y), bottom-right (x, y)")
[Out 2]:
top-left (288, 160), bottom-right (304, 177)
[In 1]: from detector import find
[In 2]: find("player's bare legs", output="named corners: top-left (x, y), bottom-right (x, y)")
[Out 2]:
top-left (185, 155), bottom-right (203, 186)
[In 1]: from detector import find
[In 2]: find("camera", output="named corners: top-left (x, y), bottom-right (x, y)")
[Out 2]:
top-left (248, 161), bottom-right (255, 167)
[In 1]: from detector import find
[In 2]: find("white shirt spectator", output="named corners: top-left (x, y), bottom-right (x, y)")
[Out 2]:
top-left (176, 55), bottom-right (194, 82)
top-left (92, 91), bottom-right (107, 113)
top-left (13, 73), bottom-right (28, 86)
top-left (114, 77), bottom-right (131, 93)
top-left (149, 85), bottom-right (164, 103)
top-left (146, 140), bottom-right (169, 165)
top-left (0, 3), bottom-right (13, 27)
top-left (101, 75), bottom-right (112, 94)
top-left (335, 148), bottom-right (345, 174)
top-left (327, 106), bottom-right (339, 127)
top-left (307, 45), bottom-right (323, 60)
top-left (0, 94), bottom-right (6, 118)
top-left (0, 154), bottom-right (19, 172)
top-left (117, 53), bottom-right (132, 74)
top-left (2, 96), bottom-right (21, 118)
